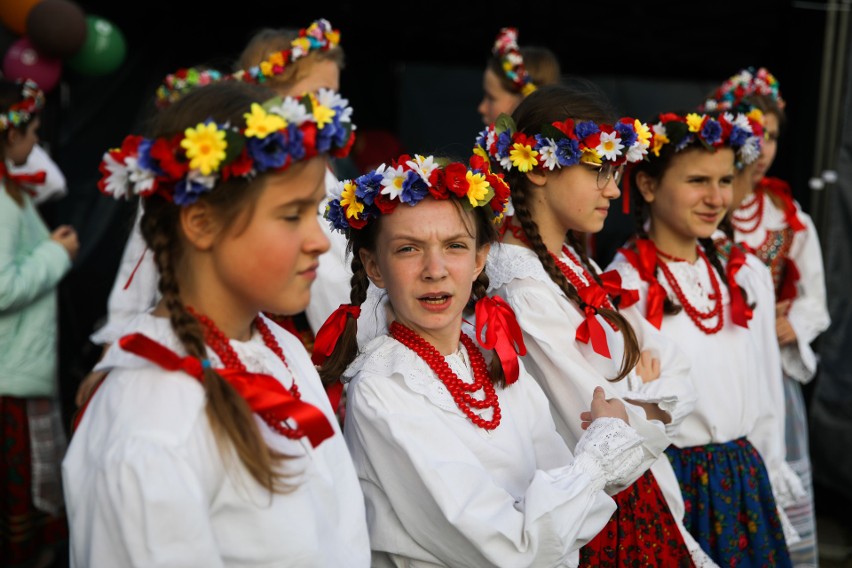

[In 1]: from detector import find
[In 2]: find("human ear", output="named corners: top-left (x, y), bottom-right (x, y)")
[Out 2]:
top-left (179, 201), bottom-right (219, 251)
top-left (635, 171), bottom-right (657, 204)
top-left (525, 170), bottom-right (548, 188)
top-left (473, 242), bottom-right (490, 281)
top-left (359, 248), bottom-right (385, 289)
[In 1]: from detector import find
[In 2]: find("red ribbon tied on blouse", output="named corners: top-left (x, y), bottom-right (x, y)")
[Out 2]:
top-left (777, 258), bottom-right (801, 303)
top-left (311, 304), bottom-right (361, 366)
top-left (118, 333), bottom-right (334, 448)
top-left (759, 177), bottom-right (805, 232)
top-left (575, 284), bottom-right (612, 358)
top-left (599, 270), bottom-right (639, 309)
top-left (725, 247), bottom-right (754, 328)
top-left (474, 295), bottom-right (526, 385)
top-left (619, 239), bottom-right (667, 329)
top-left (0, 162), bottom-right (46, 196)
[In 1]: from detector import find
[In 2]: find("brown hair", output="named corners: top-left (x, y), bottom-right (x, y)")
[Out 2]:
top-left (140, 81), bottom-right (299, 493)
top-left (487, 45), bottom-right (561, 95)
top-left (235, 27), bottom-right (345, 91)
top-left (503, 83), bottom-right (640, 382)
top-left (319, 191), bottom-right (508, 388)
top-left (0, 80), bottom-right (38, 207)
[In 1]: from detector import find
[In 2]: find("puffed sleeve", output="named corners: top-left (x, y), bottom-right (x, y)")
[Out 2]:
top-left (345, 372), bottom-right (628, 568)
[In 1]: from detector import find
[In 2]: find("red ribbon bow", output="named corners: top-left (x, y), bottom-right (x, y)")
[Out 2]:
top-left (119, 333), bottom-right (334, 447)
top-left (725, 247), bottom-right (754, 328)
top-left (474, 295), bottom-right (526, 384)
top-left (0, 162), bottom-right (46, 196)
top-left (311, 304), bottom-right (361, 366)
top-left (759, 177), bottom-right (805, 232)
top-left (599, 269), bottom-right (639, 309)
top-left (574, 285), bottom-right (611, 358)
top-left (619, 239), bottom-right (667, 328)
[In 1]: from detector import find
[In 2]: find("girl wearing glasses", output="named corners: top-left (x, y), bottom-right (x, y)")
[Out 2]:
top-left (473, 83), bottom-right (712, 566)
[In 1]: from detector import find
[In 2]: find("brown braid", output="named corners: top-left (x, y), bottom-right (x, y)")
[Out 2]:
top-left (470, 271), bottom-right (507, 387)
top-left (509, 179), bottom-right (639, 382)
top-left (699, 236), bottom-right (753, 309)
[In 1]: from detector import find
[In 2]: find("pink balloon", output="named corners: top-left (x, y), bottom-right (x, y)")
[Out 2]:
top-left (3, 37), bottom-right (62, 93)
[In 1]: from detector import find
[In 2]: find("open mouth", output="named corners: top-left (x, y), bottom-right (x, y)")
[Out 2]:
top-left (419, 294), bottom-right (450, 305)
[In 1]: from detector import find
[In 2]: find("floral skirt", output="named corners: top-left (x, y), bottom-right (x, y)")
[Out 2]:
top-left (665, 437), bottom-right (792, 568)
top-left (579, 468), bottom-right (694, 567)
top-left (0, 396), bottom-right (68, 567)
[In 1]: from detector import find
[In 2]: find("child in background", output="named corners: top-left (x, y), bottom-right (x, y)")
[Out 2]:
top-left (316, 153), bottom-right (649, 567)
top-left (478, 27), bottom-right (561, 126)
top-left (63, 81), bottom-right (370, 566)
top-left (703, 66), bottom-right (829, 567)
top-left (608, 107), bottom-right (800, 566)
top-left (475, 83), bottom-right (711, 566)
top-left (0, 78), bottom-right (78, 568)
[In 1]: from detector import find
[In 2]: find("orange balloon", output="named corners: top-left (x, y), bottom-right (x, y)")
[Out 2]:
top-left (0, 0), bottom-right (42, 35)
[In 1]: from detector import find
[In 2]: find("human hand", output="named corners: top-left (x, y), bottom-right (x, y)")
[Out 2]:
top-left (580, 386), bottom-right (629, 430)
top-left (75, 369), bottom-right (107, 407)
top-left (775, 300), bottom-right (792, 318)
top-left (776, 316), bottom-right (797, 346)
top-left (51, 225), bottom-right (79, 260)
top-left (635, 350), bottom-right (661, 383)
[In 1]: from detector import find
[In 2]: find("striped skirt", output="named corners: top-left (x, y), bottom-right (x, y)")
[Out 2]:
top-left (666, 437), bottom-right (792, 568)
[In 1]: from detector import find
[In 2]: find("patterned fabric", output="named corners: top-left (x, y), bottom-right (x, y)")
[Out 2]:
top-left (666, 438), bottom-right (792, 568)
top-left (749, 227), bottom-right (796, 297)
top-left (579, 469), bottom-right (694, 567)
top-left (0, 396), bottom-right (67, 567)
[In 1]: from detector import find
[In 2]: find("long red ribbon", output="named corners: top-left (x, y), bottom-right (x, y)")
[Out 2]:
top-left (725, 247), bottom-right (754, 328)
top-left (119, 333), bottom-right (334, 447)
top-left (759, 177), bottom-right (805, 232)
top-left (778, 258), bottom-right (801, 303)
top-left (474, 295), bottom-right (526, 385)
top-left (311, 304), bottom-right (361, 366)
top-left (618, 239), bottom-right (667, 329)
top-left (575, 285), bottom-right (611, 358)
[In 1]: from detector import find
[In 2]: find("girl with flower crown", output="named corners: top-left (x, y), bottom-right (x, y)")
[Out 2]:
top-left (315, 152), bottom-right (650, 567)
top-left (62, 81), bottom-right (370, 567)
top-left (606, 103), bottom-right (801, 566)
top-left (81, 18), bottom-right (355, 411)
top-left (0, 78), bottom-right (78, 568)
top-left (702, 66), bottom-right (829, 567)
top-left (478, 27), bottom-right (562, 126)
top-left (474, 82), bottom-right (714, 567)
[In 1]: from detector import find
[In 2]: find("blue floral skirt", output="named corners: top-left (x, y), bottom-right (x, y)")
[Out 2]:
top-left (665, 437), bottom-right (791, 568)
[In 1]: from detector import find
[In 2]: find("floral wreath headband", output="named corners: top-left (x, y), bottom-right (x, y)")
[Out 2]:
top-left (324, 153), bottom-right (511, 233)
top-left (0, 79), bottom-right (44, 132)
top-left (99, 89), bottom-right (355, 206)
top-left (155, 67), bottom-right (225, 109)
top-left (472, 113), bottom-right (652, 175)
top-left (647, 110), bottom-right (763, 168)
top-left (230, 18), bottom-right (340, 85)
top-left (492, 27), bottom-right (536, 97)
top-left (700, 67), bottom-right (785, 113)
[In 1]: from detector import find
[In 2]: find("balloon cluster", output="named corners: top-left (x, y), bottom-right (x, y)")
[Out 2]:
top-left (0, 0), bottom-right (126, 92)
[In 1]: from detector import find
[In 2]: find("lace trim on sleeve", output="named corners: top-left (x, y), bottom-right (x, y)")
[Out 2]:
top-left (573, 417), bottom-right (644, 487)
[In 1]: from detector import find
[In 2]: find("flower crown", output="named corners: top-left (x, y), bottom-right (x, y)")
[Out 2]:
top-left (647, 110), bottom-right (763, 168)
top-left (0, 79), bottom-right (44, 132)
top-left (700, 67), bottom-right (785, 112)
top-left (492, 28), bottom-right (536, 97)
top-left (98, 89), bottom-right (355, 206)
top-left (155, 67), bottom-right (225, 109)
top-left (472, 113), bottom-right (652, 174)
top-left (230, 18), bottom-right (340, 85)
top-left (324, 153), bottom-right (511, 232)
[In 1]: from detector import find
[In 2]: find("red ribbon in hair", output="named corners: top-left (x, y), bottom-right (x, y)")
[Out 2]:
top-left (725, 247), bottom-right (754, 328)
top-left (777, 258), bottom-right (801, 302)
top-left (118, 333), bottom-right (334, 447)
top-left (759, 177), bottom-right (805, 232)
top-left (474, 295), bottom-right (527, 384)
top-left (575, 285), bottom-right (611, 358)
top-left (619, 239), bottom-right (667, 328)
top-left (599, 270), bottom-right (639, 309)
top-left (311, 304), bottom-right (361, 366)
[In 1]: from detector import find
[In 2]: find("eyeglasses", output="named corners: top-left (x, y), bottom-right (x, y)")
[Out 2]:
top-left (596, 162), bottom-right (625, 189)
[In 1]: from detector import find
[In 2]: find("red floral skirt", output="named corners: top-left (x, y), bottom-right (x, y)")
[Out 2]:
top-left (579, 469), bottom-right (694, 567)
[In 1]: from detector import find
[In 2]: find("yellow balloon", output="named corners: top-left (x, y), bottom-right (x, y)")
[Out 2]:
top-left (0, 0), bottom-right (42, 35)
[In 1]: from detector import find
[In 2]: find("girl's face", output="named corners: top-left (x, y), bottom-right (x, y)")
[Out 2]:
top-left (275, 58), bottom-right (340, 98)
top-left (478, 67), bottom-right (522, 126)
top-left (527, 161), bottom-right (621, 249)
top-left (361, 198), bottom-right (489, 355)
top-left (638, 147), bottom-right (735, 254)
top-left (753, 111), bottom-right (779, 182)
top-left (7, 118), bottom-right (40, 166)
top-left (205, 157), bottom-right (331, 322)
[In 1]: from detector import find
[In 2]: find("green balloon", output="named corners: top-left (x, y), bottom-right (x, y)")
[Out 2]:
top-left (68, 15), bottom-right (126, 76)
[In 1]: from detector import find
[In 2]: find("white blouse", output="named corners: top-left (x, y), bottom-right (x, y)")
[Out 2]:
top-left (607, 246), bottom-right (804, 511)
top-left (486, 242), bottom-right (715, 567)
top-left (64, 312), bottom-right (371, 568)
top-left (343, 332), bottom-right (646, 568)
top-left (734, 191), bottom-right (831, 383)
